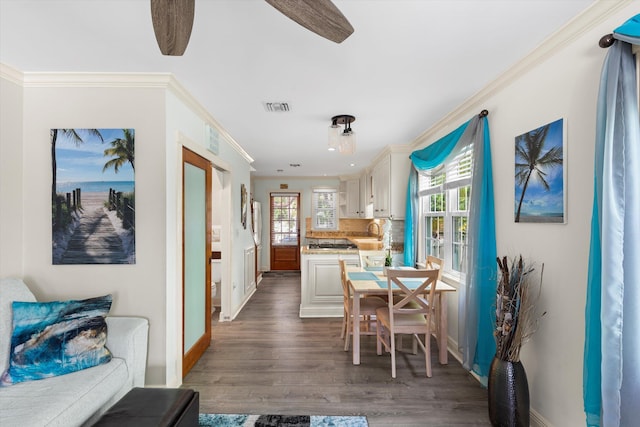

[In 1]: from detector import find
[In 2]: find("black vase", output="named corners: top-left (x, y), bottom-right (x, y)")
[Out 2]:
top-left (488, 356), bottom-right (530, 427)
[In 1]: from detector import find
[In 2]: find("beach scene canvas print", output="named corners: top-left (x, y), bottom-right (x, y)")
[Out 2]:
top-left (514, 118), bottom-right (565, 223)
top-left (51, 128), bottom-right (135, 264)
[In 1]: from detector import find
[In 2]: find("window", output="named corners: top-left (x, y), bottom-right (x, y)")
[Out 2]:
top-left (418, 146), bottom-right (473, 276)
top-left (312, 188), bottom-right (338, 230)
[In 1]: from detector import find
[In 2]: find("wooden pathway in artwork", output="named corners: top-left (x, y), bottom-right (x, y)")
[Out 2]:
top-left (59, 193), bottom-right (127, 264)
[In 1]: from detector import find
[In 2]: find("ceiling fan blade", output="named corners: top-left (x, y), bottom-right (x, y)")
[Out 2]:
top-left (150, 0), bottom-right (195, 56)
top-left (265, 0), bottom-right (354, 44)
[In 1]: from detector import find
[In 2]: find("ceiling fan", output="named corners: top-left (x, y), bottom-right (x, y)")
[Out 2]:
top-left (150, 0), bottom-right (354, 56)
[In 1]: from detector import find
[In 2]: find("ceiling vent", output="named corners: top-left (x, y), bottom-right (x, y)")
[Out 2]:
top-left (263, 102), bottom-right (290, 112)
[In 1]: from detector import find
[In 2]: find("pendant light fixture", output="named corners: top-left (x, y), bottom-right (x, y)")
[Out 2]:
top-left (328, 115), bottom-right (356, 154)
top-left (328, 117), bottom-right (341, 151)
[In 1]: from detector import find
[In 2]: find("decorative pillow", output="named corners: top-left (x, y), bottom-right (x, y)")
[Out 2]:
top-left (0, 278), bottom-right (37, 376)
top-left (0, 294), bottom-right (113, 386)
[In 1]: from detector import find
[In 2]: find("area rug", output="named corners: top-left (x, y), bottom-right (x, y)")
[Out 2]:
top-left (199, 413), bottom-right (368, 427)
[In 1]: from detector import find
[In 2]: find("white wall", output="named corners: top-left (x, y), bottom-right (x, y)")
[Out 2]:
top-left (164, 87), bottom-right (254, 343)
top-left (0, 70), bottom-right (255, 387)
top-left (0, 66), bottom-right (23, 277)
top-left (15, 82), bottom-right (169, 385)
top-left (410, 3), bottom-right (638, 425)
top-left (251, 176), bottom-right (340, 271)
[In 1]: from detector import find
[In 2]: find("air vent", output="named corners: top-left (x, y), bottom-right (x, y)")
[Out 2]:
top-left (263, 102), bottom-right (290, 112)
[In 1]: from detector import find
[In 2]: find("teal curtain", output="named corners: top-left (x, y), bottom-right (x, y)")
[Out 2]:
top-left (584, 14), bottom-right (640, 427)
top-left (403, 114), bottom-right (497, 379)
top-left (404, 119), bottom-right (471, 267)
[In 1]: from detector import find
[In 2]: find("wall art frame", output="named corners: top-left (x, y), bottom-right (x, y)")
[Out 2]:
top-left (240, 183), bottom-right (248, 229)
top-left (51, 128), bottom-right (136, 264)
top-left (514, 118), bottom-right (566, 224)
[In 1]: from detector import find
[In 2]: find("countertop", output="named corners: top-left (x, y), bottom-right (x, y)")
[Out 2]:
top-left (301, 246), bottom-right (359, 255)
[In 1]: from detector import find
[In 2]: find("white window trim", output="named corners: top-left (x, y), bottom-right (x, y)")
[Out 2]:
top-left (311, 187), bottom-right (339, 231)
top-left (417, 147), bottom-right (472, 280)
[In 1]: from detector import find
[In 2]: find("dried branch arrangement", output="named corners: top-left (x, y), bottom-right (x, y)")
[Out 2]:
top-left (494, 255), bottom-right (546, 362)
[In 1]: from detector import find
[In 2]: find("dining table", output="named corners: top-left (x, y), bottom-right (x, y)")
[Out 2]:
top-left (346, 265), bottom-right (457, 366)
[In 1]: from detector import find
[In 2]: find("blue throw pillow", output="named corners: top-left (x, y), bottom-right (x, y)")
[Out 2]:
top-left (0, 294), bottom-right (113, 386)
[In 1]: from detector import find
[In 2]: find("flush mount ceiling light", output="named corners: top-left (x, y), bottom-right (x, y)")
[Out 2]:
top-left (328, 115), bottom-right (356, 155)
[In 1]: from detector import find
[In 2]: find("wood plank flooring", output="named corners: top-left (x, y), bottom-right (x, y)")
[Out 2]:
top-left (182, 271), bottom-right (490, 426)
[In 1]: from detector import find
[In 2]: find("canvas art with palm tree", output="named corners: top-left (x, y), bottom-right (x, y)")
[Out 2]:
top-left (51, 128), bottom-right (135, 264)
top-left (514, 119), bottom-right (565, 223)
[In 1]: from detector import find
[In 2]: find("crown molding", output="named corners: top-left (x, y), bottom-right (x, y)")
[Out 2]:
top-left (369, 143), bottom-right (412, 167)
top-left (252, 175), bottom-right (340, 181)
top-left (337, 174), bottom-right (360, 181)
top-left (0, 63), bottom-right (24, 86)
top-left (0, 64), bottom-right (254, 164)
top-left (21, 71), bottom-right (175, 88)
top-left (410, 0), bottom-right (632, 149)
top-left (164, 77), bottom-right (254, 164)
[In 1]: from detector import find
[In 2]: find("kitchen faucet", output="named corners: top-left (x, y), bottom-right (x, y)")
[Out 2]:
top-left (367, 222), bottom-right (382, 241)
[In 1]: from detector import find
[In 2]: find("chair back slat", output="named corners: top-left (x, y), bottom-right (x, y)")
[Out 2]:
top-left (425, 256), bottom-right (444, 280)
top-left (338, 259), bottom-right (351, 302)
top-left (359, 250), bottom-right (386, 267)
top-left (385, 268), bottom-right (439, 321)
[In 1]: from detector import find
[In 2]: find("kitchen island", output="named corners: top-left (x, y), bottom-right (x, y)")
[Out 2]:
top-left (299, 246), bottom-right (360, 318)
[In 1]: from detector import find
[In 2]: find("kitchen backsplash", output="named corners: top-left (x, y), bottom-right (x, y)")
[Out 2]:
top-left (305, 217), bottom-right (383, 238)
top-left (305, 217), bottom-right (405, 251)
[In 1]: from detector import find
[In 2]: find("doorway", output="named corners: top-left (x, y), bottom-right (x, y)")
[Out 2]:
top-left (182, 147), bottom-right (212, 377)
top-left (270, 192), bottom-right (300, 270)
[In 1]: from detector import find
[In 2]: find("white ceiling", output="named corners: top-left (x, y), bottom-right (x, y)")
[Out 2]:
top-left (0, 0), bottom-right (595, 177)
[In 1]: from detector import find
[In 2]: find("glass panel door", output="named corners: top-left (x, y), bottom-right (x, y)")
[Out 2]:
top-left (182, 147), bottom-right (211, 377)
top-left (270, 192), bottom-right (300, 270)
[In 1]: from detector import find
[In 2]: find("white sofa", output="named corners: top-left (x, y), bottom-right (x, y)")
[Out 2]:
top-left (0, 278), bottom-right (149, 427)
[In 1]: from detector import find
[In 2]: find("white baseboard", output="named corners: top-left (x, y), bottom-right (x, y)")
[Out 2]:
top-left (531, 408), bottom-right (552, 427)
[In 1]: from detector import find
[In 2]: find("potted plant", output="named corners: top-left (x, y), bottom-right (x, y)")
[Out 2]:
top-left (382, 249), bottom-right (392, 276)
top-left (489, 255), bottom-right (546, 427)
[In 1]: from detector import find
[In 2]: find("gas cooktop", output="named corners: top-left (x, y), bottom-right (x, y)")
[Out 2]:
top-left (307, 243), bottom-right (357, 250)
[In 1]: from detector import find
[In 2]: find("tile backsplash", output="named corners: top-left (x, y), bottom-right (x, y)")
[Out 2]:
top-left (305, 217), bottom-right (405, 249)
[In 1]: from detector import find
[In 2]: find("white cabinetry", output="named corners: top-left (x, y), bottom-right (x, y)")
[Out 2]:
top-left (345, 178), bottom-right (360, 217)
top-left (300, 252), bottom-right (359, 317)
top-left (359, 173), bottom-right (373, 218)
top-left (372, 156), bottom-right (390, 217)
top-left (371, 152), bottom-right (410, 219)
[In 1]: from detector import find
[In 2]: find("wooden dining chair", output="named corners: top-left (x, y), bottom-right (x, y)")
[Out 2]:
top-left (339, 259), bottom-right (386, 351)
top-left (419, 255), bottom-right (444, 347)
top-left (358, 250), bottom-right (386, 268)
top-left (375, 268), bottom-right (440, 378)
top-left (425, 255), bottom-right (444, 280)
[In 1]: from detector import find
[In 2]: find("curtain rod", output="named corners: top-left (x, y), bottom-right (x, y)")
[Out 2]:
top-left (599, 33), bottom-right (615, 48)
top-left (408, 110), bottom-right (489, 159)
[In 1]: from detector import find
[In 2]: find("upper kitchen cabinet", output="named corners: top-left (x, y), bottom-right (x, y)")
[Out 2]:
top-left (339, 178), bottom-right (361, 218)
top-left (371, 150), bottom-right (411, 219)
top-left (359, 172), bottom-right (373, 218)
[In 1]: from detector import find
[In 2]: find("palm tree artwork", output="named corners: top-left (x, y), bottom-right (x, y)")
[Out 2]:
top-left (51, 129), bottom-right (103, 203)
top-left (514, 119), bottom-right (564, 223)
top-left (52, 128), bottom-right (135, 265)
top-left (103, 128), bottom-right (135, 173)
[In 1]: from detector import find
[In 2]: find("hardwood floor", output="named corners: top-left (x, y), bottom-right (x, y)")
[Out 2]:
top-left (183, 271), bottom-right (490, 426)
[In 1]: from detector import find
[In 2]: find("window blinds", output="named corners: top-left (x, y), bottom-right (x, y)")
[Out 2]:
top-left (312, 188), bottom-right (338, 230)
top-left (418, 145), bottom-right (474, 196)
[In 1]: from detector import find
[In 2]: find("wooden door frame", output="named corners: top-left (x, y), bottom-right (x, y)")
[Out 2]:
top-left (269, 192), bottom-right (301, 270)
top-left (182, 147), bottom-right (212, 377)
